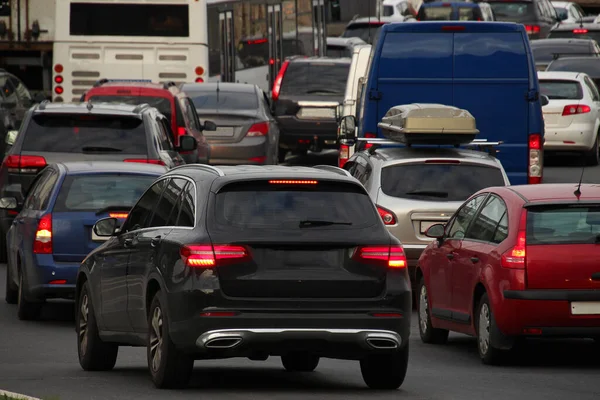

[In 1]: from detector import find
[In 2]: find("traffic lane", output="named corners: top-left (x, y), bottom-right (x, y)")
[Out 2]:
top-left (544, 153), bottom-right (600, 183)
top-left (1, 265), bottom-right (599, 400)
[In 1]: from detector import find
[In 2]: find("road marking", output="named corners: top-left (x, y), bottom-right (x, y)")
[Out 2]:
top-left (0, 389), bottom-right (41, 400)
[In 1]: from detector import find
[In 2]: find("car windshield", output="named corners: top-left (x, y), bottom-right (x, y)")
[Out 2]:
top-left (280, 62), bottom-right (350, 96)
top-left (88, 95), bottom-right (172, 121)
top-left (54, 174), bottom-right (156, 212)
top-left (487, 1), bottom-right (535, 22)
top-left (531, 43), bottom-right (593, 63)
top-left (22, 114), bottom-right (147, 154)
top-left (527, 205), bottom-right (600, 245)
top-left (539, 80), bottom-right (583, 100)
top-left (341, 24), bottom-right (383, 44)
top-left (380, 163), bottom-right (506, 201)
top-left (188, 91), bottom-right (258, 111)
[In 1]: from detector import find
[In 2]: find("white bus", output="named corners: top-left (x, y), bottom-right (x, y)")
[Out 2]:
top-left (52, 0), bottom-right (209, 102)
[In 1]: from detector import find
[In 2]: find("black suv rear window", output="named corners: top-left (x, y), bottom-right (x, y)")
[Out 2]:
top-left (527, 205), bottom-right (600, 245)
top-left (89, 95), bottom-right (172, 121)
top-left (213, 181), bottom-right (379, 230)
top-left (381, 163), bottom-right (505, 201)
top-left (22, 114), bottom-right (147, 154)
top-left (280, 62), bottom-right (350, 96)
top-left (54, 174), bottom-right (156, 212)
top-left (487, 2), bottom-right (535, 22)
top-left (539, 80), bottom-right (583, 100)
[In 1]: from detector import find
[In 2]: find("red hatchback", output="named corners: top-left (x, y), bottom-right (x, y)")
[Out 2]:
top-left (416, 183), bottom-right (600, 364)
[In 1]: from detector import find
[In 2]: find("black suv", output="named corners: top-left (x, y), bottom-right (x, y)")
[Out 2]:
top-left (272, 57), bottom-right (351, 162)
top-left (76, 165), bottom-right (411, 390)
top-left (0, 101), bottom-right (197, 262)
top-left (485, 0), bottom-right (560, 39)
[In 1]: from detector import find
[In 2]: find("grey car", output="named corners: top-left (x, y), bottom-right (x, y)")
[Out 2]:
top-left (344, 146), bottom-right (510, 297)
top-left (180, 82), bottom-right (280, 165)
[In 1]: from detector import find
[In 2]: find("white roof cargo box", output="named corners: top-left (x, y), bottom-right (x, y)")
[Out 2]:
top-left (377, 103), bottom-right (480, 145)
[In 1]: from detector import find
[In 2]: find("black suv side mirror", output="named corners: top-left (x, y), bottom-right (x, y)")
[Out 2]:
top-left (203, 120), bottom-right (217, 131)
top-left (178, 135), bottom-right (198, 152)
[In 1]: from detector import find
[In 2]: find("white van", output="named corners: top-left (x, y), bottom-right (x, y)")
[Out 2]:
top-left (337, 44), bottom-right (372, 168)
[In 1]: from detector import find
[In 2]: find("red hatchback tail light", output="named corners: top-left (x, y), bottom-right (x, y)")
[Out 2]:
top-left (501, 209), bottom-right (527, 269)
top-left (33, 214), bottom-right (52, 254)
top-left (246, 122), bottom-right (269, 137)
top-left (180, 244), bottom-right (250, 268)
top-left (353, 245), bottom-right (407, 269)
top-left (3, 155), bottom-right (47, 173)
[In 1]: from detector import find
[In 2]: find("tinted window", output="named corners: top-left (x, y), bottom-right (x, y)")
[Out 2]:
top-left (54, 174), bottom-right (156, 212)
top-left (150, 178), bottom-right (187, 227)
top-left (546, 58), bottom-right (600, 77)
top-left (380, 33), bottom-right (453, 79)
top-left (454, 32), bottom-right (528, 78)
top-left (24, 169), bottom-right (58, 211)
top-left (341, 24), bottom-right (383, 44)
top-left (539, 79), bottom-right (583, 100)
top-left (70, 3), bottom-right (189, 37)
top-left (188, 90), bottom-right (258, 111)
top-left (212, 181), bottom-right (378, 231)
top-left (487, 2), bottom-right (535, 21)
top-left (527, 205), bottom-right (600, 244)
top-left (177, 183), bottom-right (195, 227)
top-left (447, 195), bottom-right (487, 239)
top-left (22, 114), bottom-right (147, 154)
top-left (89, 96), bottom-right (172, 122)
top-left (280, 62), bottom-right (350, 96)
top-left (124, 179), bottom-right (167, 232)
top-left (326, 45), bottom-right (351, 58)
top-left (23, 171), bottom-right (50, 210)
top-left (549, 30), bottom-right (600, 43)
top-left (531, 43), bottom-right (593, 63)
top-left (0, 75), bottom-right (17, 103)
top-left (466, 195), bottom-right (508, 243)
top-left (421, 6), bottom-right (454, 20)
top-left (554, 7), bottom-right (568, 20)
top-left (383, 5), bottom-right (395, 16)
top-left (380, 163), bottom-right (505, 202)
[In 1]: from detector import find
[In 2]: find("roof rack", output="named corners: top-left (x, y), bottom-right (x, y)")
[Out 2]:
top-left (93, 78), bottom-right (153, 87)
top-left (312, 165), bottom-right (352, 177)
top-left (37, 100), bottom-right (50, 110)
top-left (356, 137), bottom-right (503, 157)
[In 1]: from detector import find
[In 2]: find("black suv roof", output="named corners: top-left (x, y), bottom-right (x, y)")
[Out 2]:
top-left (33, 101), bottom-right (154, 118)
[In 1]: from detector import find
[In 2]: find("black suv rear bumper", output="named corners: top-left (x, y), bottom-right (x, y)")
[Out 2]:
top-left (276, 116), bottom-right (338, 151)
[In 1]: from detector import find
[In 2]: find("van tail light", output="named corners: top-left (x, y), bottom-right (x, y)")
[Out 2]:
top-left (124, 159), bottom-right (166, 166)
top-left (271, 60), bottom-right (290, 101)
top-left (33, 214), bottom-right (52, 254)
top-left (246, 122), bottom-right (269, 137)
top-left (180, 244), bottom-right (250, 268)
top-left (339, 144), bottom-right (349, 168)
top-left (3, 155), bottom-right (47, 173)
top-left (562, 104), bottom-right (591, 116)
top-left (525, 25), bottom-right (540, 35)
top-left (364, 132), bottom-right (377, 149)
top-left (377, 205), bottom-right (397, 225)
top-left (353, 245), bottom-right (407, 269)
top-left (528, 134), bottom-right (542, 184)
top-left (501, 209), bottom-right (527, 269)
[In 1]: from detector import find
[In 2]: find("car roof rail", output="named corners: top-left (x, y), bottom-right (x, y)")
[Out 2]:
top-left (312, 165), bottom-right (352, 177)
top-left (356, 137), bottom-right (504, 157)
top-left (37, 99), bottom-right (50, 110)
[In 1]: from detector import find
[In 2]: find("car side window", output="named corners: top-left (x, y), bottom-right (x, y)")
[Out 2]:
top-left (0, 75), bottom-right (17, 104)
top-left (10, 76), bottom-right (31, 105)
top-left (176, 182), bottom-right (195, 227)
top-left (351, 160), bottom-right (367, 182)
top-left (123, 179), bottom-right (168, 232)
top-left (156, 118), bottom-right (174, 150)
top-left (167, 180), bottom-right (189, 226)
top-left (447, 194), bottom-right (487, 240)
top-left (149, 178), bottom-right (187, 227)
top-left (465, 195), bottom-right (508, 243)
top-left (262, 91), bottom-right (272, 114)
top-left (24, 169), bottom-right (58, 211)
top-left (184, 98), bottom-right (202, 131)
top-left (584, 76), bottom-right (600, 101)
top-left (22, 170), bottom-right (51, 210)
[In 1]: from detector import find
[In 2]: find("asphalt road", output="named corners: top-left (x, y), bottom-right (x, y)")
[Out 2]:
top-left (0, 151), bottom-right (599, 400)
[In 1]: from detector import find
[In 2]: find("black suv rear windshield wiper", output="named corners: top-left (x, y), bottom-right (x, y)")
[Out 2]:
top-left (298, 220), bottom-right (353, 228)
top-left (81, 146), bottom-right (123, 152)
top-left (405, 190), bottom-right (449, 198)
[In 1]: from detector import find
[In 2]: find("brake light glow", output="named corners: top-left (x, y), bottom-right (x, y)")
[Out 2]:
top-left (180, 244), bottom-right (250, 268)
top-left (353, 245), bottom-right (407, 269)
top-left (246, 122), bottom-right (269, 137)
top-left (49, 279), bottom-right (67, 285)
top-left (177, 127), bottom-right (187, 137)
top-left (271, 60), bottom-right (290, 101)
top-left (339, 144), bottom-right (349, 168)
top-left (123, 159), bottom-right (166, 166)
top-left (364, 132), bottom-right (377, 149)
top-left (109, 212), bottom-right (129, 219)
top-left (195, 77), bottom-right (204, 83)
top-left (33, 214), bottom-right (52, 254)
top-left (3, 155), bottom-right (47, 173)
top-left (377, 205), bottom-right (397, 225)
top-left (562, 104), bottom-right (591, 116)
top-left (501, 209), bottom-right (527, 269)
top-left (525, 25), bottom-right (540, 35)
top-left (528, 134), bottom-right (542, 184)
top-left (573, 29), bottom-right (588, 34)
top-left (268, 180), bottom-right (317, 184)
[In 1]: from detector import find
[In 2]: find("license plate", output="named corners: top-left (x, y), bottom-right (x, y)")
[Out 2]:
top-left (571, 301), bottom-right (600, 315)
top-left (214, 127), bottom-right (234, 137)
top-left (420, 221), bottom-right (438, 234)
top-left (91, 230), bottom-right (110, 242)
top-left (296, 107), bottom-right (336, 119)
top-left (542, 113), bottom-right (559, 125)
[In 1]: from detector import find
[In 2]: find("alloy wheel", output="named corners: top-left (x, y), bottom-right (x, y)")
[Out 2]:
top-left (79, 294), bottom-right (89, 356)
top-left (419, 284), bottom-right (429, 333)
top-left (150, 306), bottom-right (163, 372)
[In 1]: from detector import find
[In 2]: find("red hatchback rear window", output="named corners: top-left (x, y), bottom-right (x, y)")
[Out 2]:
top-left (526, 205), bottom-right (600, 244)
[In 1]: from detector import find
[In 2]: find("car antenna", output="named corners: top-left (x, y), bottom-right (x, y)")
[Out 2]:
top-left (574, 162), bottom-right (585, 200)
top-left (216, 80), bottom-right (220, 113)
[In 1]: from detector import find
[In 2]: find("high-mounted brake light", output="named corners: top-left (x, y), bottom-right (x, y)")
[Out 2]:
top-left (353, 245), bottom-right (407, 269)
top-left (109, 212), bottom-right (129, 219)
top-left (528, 134), bottom-right (542, 184)
top-left (246, 122), bottom-right (269, 137)
top-left (3, 155), bottom-right (47, 173)
top-left (271, 60), bottom-right (290, 101)
top-left (573, 29), bottom-right (588, 34)
top-left (377, 205), bottom-right (397, 225)
top-left (180, 244), bottom-right (250, 268)
top-left (364, 132), bottom-right (377, 149)
top-left (562, 104), bottom-right (591, 116)
top-left (124, 159), bottom-right (166, 166)
top-left (34, 214), bottom-right (52, 254)
top-left (268, 180), bottom-right (317, 184)
top-left (501, 209), bottom-right (527, 269)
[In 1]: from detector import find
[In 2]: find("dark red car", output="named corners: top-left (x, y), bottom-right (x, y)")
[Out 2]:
top-left (416, 183), bottom-right (600, 364)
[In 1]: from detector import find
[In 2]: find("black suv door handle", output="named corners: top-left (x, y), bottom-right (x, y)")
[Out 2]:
top-left (151, 236), bottom-right (162, 248)
top-left (446, 253), bottom-right (454, 260)
top-left (470, 257), bottom-right (479, 263)
top-left (124, 238), bottom-right (133, 248)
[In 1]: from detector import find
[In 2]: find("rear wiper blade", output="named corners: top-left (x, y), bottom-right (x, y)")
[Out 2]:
top-left (298, 220), bottom-right (353, 228)
top-left (305, 89), bottom-right (340, 94)
top-left (81, 146), bottom-right (123, 152)
top-left (405, 190), bottom-right (449, 198)
top-left (95, 205), bottom-right (131, 215)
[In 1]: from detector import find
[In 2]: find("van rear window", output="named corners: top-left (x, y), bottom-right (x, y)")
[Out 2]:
top-left (527, 205), bottom-right (600, 245)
